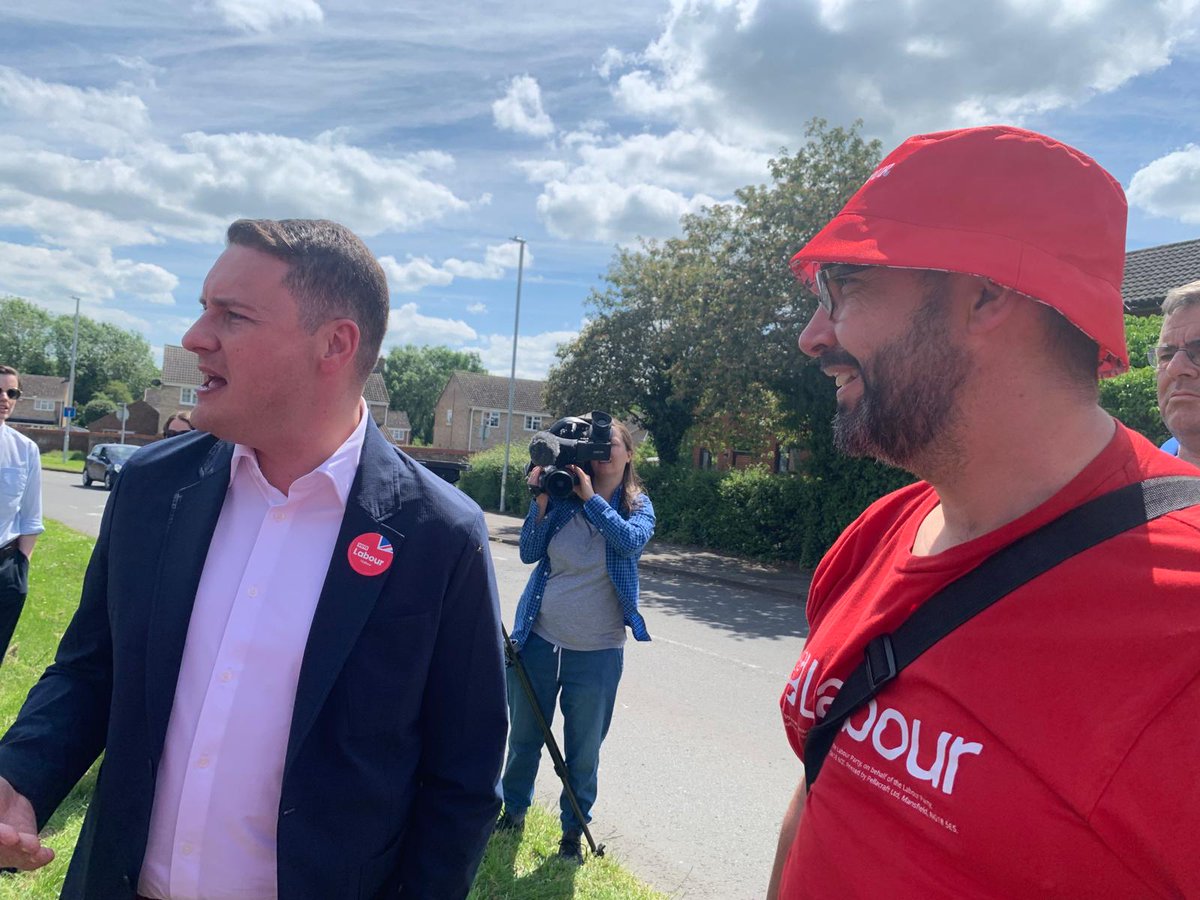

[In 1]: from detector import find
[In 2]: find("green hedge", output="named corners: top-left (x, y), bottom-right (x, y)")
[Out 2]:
top-left (458, 444), bottom-right (535, 515)
top-left (459, 441), bottom-right (917, 567)
top-left (639, 459), bottom-right (913, 568)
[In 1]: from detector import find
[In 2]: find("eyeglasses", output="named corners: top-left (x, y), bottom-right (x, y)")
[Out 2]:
top-left (1147, 343), bottom-right (1200, 370)
top-left (814, 264), bottom-right (872, 314)
top-left (1, 388), bottom-right (21, 400)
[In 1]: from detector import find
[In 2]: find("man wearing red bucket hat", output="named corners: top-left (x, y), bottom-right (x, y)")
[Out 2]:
top-left (771, 126), bottom-right (1200, 899)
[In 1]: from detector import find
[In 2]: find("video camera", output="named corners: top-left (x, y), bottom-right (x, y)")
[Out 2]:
top-left (527, 411), bottom-right (614, 500)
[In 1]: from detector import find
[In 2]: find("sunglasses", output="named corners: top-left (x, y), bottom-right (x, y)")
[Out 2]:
top-left (1, 388), bottom-right (21, 400)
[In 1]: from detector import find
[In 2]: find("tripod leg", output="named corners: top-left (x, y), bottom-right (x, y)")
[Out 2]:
top-left (502, 627), bottom-right (606, 858)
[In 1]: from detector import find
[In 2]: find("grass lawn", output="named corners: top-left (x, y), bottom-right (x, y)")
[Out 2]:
top-left (39, 451), bottom-right (85, 474)
top-left (0, 521), bottom-right (665, 900)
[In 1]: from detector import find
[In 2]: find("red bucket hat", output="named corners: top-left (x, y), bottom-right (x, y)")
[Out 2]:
top-left (790, 125), bottom-right (1129, 376)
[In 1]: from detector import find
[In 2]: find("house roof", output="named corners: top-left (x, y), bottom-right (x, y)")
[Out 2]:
top-left (447, 371), bottom-right (547, 412)
top-left (15, 374), bottom-right (68, 399)
top-left (383, 409), bottom-right (411, 430)
top-left (363, 372), bottom-right (390, 404)
top-left (90, 399), bottom-right (159, 434)
top-left (1122, 237), bottom-right (1200, 313)
top-left (161, 344), bottom-right (203, 386)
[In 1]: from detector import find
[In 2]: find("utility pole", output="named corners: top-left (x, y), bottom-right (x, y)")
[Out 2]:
top-left (62, 296), bottom-right (80, 463)
top-left (498, 237), bottom-right (526, 513)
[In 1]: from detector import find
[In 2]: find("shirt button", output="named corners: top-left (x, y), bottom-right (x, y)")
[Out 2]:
top-left (273, 510), bottom-right (286, 521)
top-left (181, 842), bottom-right (194, 856)
top-left (197, 755), bottom-right (210, 768)
top-left (220, 670), bottom-right (233, 683)
top-left (248, 586), bottom-right (259, 598)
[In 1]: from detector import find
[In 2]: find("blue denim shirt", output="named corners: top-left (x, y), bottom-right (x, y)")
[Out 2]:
top-left (510, 486), bottom-right (656, 648)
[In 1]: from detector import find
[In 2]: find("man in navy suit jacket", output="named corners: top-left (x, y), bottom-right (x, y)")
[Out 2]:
top-left (0, 219), bottom-right (507, 899)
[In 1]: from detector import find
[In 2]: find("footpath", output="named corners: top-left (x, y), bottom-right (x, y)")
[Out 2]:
top-left (482, 510), bottom-right (811, 600)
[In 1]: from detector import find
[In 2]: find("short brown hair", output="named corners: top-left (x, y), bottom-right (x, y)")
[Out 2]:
top-left (162, 410), bottom-right (194, 437)
top-left (0, 365), bottom-right (18, 387)
top-left (226, 219), bottom-right (389, 381)
top-left (1162, 279), bottom-right (1200, 318)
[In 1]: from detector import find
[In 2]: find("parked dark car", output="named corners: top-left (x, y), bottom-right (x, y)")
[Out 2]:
top-left (82, 443), bottom-right (138, 491)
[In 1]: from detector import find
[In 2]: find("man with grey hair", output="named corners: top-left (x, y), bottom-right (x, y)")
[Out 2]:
top-left (0, 219), bottom-right (507, 899)
top-left (1152, 279), bottom-right (1200, 467)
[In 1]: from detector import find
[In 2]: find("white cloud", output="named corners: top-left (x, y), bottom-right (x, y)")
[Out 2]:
top-left (210, 0), bottom-right (324, 33)
top-left (385, 303), bottom-right (478, 346)
top-left (467, 302), bottom-right (487, 314)
top-left (537, 177), bottom-right (719, 242)
top-left (521, 129), bottom-right (765, 242)
top-left (475, 329), bottom-right (579, 380)
top-left (0, 66), bottom-right (151, 150)
top-left (611, 0), bottom-right (1200, 145)
top-left (380, 242), bottom-right (532, 294)
top-left (0, 241), bottom-right (177, 309)
top-left (1128, 145), bottom-right (1200, 224)
top-left (0, 120), bottom-right (470, 251)
top-left (493, 75), bottom-right (555, 138)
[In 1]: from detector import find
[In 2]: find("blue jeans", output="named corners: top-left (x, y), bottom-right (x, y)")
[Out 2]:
top-left (501, 632), bottom-right (624, 833)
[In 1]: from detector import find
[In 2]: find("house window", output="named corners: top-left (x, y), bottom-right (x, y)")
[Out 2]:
top-left (446, 409), bottom-right (453, 424)
top-left (34, 399), bottom-right (55, 412)
top-left (524, 415), bottom-right (543, 431)
top-left (484, 411), bottom-right (500, 428)
top-left (389, 428), bottom-right (407, 442)
top-left (180, 387), bottom-right (198, 406)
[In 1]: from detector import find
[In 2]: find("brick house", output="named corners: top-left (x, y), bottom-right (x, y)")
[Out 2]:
top-left (4, 373), bottom-right (70, 427)
top-left (89, 399), bottom-right (161, 439)
top-left (143, 345), bottom-right (203, 433)
top-left (431, 371), bottom-right (551, 453)
top-left (381, 409), bottom-right (411, 444)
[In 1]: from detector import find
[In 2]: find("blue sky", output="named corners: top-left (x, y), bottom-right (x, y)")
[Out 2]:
top-left (2, 0), bottom-right (1199, 379)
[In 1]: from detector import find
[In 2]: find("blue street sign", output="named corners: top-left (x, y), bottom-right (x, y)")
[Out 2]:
top-left (63, 406), bottom-right (76, 418)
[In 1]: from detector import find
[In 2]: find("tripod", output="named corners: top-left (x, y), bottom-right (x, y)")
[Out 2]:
top-left (501, 625), bottom-right (606, 859)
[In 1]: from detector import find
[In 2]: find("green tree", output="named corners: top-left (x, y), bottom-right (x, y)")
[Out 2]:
top-left (1, 296), bottom-right (157, 404)
top-left (50, 317), bottom-right (157, 405)
top-left (0, 297), bottom-right (56, 375)
top-left (382, 345), bottom-right (487, 443)
top-left (78, 394), bottom-right (117, 427)
top-left (545, 119), bottom-right (883, 466)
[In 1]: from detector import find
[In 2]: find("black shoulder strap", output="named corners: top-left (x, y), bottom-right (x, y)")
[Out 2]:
top-left (803, 475), bottom-right (1200, 788)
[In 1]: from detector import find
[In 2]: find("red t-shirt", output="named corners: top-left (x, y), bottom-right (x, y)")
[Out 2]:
top-left (779, 424), bottom-right (1200, 899)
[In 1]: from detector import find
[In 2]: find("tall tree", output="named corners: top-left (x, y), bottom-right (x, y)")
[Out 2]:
top-left (50, 316), bottom-right (158, 405)
top-left (545, 119), bottom-right (884, 466)
top-left (0, 297), bottom-right (56, 375)
top-left (382, 345), bottom-right (487, 443)
top-left (0, 296), bottom-right (157, 404)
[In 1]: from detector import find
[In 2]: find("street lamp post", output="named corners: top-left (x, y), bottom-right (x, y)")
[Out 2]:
top-left (62, 296), bottom-right (80, 463)
top-left (499, 237), bottom-right (526, 513)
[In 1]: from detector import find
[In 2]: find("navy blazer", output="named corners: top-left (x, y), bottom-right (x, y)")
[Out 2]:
top-left (0, 422), bottom-right (507, 899)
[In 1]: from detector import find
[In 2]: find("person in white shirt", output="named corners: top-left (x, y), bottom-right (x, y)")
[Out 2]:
top-left (0, 220), bottom-right (507, 900)
top-left (0, 364), bottom-right (43, 666)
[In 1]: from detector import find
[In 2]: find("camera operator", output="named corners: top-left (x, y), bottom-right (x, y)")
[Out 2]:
top-left (497, 417), bottom-right (654, 864)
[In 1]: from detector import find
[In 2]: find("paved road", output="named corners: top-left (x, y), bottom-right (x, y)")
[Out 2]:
top-left (40, 469), bottom-right (809, 898)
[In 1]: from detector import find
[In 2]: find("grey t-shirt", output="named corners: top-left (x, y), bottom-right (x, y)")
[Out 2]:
top-left (533, 511), bottom-right (627, 651)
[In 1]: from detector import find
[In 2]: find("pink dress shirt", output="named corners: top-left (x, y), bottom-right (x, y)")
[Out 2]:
top-left (138, 406), bottom-right (368, 900)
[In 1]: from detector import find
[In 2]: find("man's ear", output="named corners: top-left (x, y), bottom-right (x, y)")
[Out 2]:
top-left (965, 279), bottom-right (1019, 335)
top-left (317, 318), bottom-right (362, 375)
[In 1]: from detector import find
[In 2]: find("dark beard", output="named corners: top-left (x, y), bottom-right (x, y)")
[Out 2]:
top-left (831, 287), bottom-right (970, 472)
